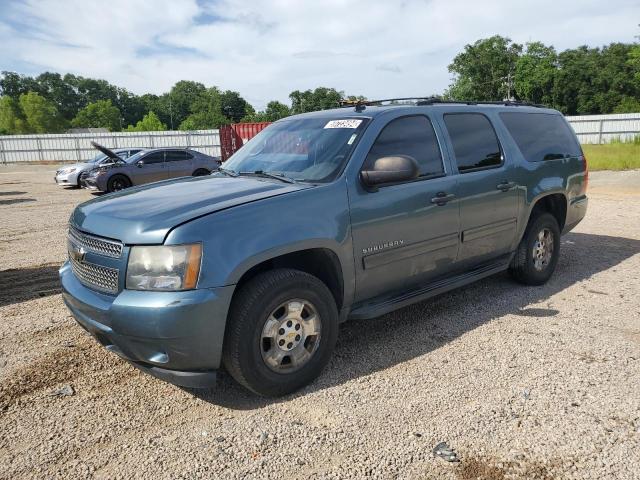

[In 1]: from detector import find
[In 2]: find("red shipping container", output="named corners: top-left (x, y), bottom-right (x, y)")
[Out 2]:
top-left (220, 122), bottom-right (271, 161)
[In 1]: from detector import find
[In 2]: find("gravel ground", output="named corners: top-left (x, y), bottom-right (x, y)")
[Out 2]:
top-left (0, 166), bottom-right (639, 480)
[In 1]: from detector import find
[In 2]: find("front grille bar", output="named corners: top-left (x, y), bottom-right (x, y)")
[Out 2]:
top-left (68, 226), bottom-right (123, 258)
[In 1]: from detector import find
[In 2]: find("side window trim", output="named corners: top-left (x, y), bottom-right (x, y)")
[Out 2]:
top-left (360, 114), bottom-right (447, 187)
top-left (443, 112), bottom-right (506, 174)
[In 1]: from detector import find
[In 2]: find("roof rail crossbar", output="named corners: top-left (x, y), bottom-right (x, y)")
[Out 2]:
top-left (338, 97), bottom-right (548, 111)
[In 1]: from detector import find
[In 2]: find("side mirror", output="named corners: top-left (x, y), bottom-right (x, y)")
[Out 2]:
top-left (360, 155), bottom-right (419, 189)
top-left (136, 160), bottom-right (144, 168)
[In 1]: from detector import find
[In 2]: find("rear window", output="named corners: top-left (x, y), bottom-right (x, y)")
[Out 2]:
top-left (500, 112), bottom-right (581, 162)
top-left (443, 113), bottom-right (502, 172)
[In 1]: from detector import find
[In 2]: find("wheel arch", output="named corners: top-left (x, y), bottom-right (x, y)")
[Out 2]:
top-left (526, 192), bottom-right (568, 232)
top-left (232, 247), bottom-right (345, 312)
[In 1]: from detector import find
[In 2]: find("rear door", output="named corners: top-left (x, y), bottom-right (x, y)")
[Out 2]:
top-left (440, 112), bottom-right (519, 267)
top-left (165, 150), bottom-right (194, 177)
top-left (134, 150), bottom-right (167, 185)
top-left (349, 114), bottom-right (460, 302)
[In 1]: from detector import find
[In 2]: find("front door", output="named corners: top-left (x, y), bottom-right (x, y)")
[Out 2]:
top-left (135, 150), bottom-right (167, 185)
top-left (349, 115), bottom-right (460, 303)
top-left (440, 113), bottom-right (519, 266)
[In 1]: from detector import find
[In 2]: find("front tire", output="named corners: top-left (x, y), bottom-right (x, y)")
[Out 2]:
top-left (509, 212), bottom-right (561, 285)
top-left (107, 175), bottom-right (131, 193)
top-left (222, 269), bottom-right (338, 396)
top-left (192, 169), bottom-right (210, 176)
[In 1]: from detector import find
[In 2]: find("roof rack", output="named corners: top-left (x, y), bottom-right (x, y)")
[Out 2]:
top-left (339, 97), bottom-right (546, 111)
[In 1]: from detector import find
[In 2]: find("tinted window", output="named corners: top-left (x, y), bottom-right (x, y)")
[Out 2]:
top-left (143, 151), bottom-right (165, 164)
top-left (444, 114), bottom-right (502, 172)
top-left (500, 112), bottom-right (581, 162)
top-left (165, 150), bottom-right (190, 162)
top-left (364, 116), bottom-right (443, 178)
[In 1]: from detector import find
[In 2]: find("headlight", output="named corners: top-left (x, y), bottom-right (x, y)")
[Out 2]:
top-left (62, 168), bottom-right (76, 174)
top-left (126, 244), bottom-right (202, 291)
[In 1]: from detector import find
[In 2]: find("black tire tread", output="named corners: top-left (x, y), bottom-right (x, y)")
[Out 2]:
top-left (222, 268), bottom-right (336, 396)
top-left (107, 174), bottom-right (131, 192)
top-left (509, 212), bottom-right (560, 285)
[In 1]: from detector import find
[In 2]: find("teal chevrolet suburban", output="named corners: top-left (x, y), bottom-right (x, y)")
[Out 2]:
top-left (60, 98), bottom-right (588, 396)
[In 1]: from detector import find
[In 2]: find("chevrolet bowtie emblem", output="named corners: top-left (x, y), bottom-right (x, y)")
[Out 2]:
top-left (70, 244), bottom-right (86, 263)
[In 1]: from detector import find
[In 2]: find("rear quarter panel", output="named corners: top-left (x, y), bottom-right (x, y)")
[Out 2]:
top-left (492, 112), bottom-right (588, 240)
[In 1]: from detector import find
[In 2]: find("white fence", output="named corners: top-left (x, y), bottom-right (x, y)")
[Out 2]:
top-left (1, 113), bottom-right (638, 163)
top-left (0, 129), bottom-right (221, 164)
top-left (566, 113), bottom-right (640, 144)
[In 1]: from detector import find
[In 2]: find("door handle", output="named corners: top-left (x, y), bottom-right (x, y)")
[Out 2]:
top-left (430, 192), bottom-right (456, 206)
top-left (496, 181), bottom-right (517, 192)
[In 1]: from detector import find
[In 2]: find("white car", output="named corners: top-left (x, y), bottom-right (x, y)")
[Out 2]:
top-left (54, 148), bottom-right (143, 187)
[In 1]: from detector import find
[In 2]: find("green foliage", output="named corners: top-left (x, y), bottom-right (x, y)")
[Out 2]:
top-left (514, 42), bottom-right (557, 105)
top-left (447, 37), bottom-right (640, 114)
top-left (125, 111), bottom-right (166, 132)
top-left (0, 96), bottom-right (27, 134)
top-left (242, 101), bottom-right (291, 123)
top-left (179, 87), bottom-right (231, 130)
top-left (19, 92), bottom-right (65, 133)
top-left (289, 87), bottom-right (343, 114)
top-left (613, 96), bottom-right (640, 113)
top-left (220, 90), bottom-right (251, 122)
top-left (71, 99), bottom-right (122, 131)
top-left (447, 36), bottom-right (522, 101)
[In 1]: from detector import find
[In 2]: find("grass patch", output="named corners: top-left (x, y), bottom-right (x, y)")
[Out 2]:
top-left (582, 143), bottom-right (640, 171)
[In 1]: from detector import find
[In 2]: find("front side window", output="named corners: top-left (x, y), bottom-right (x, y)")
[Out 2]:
top-left (222, 117), bottom-right (370, 183)
top-left (363, 115), bottom-right (444, 178)
top-left (444, 113), bottom-right (502, 172)
top-left (499, 112), bottom-right (581, 162)
top-left (143, 151), bottom-right (165, 164)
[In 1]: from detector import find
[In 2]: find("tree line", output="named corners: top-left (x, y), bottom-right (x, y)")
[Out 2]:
top-left (1, 36), bottom-right (638, 135)
top-left (446, 36), bottom-right (640, 114)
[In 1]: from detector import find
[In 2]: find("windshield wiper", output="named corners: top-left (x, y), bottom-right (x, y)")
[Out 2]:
top-left (239, 170), bottom-right (297, 184)
top-left (218, 167), bottom-right (239, 177)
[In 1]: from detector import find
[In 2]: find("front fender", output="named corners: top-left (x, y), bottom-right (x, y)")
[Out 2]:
top-left (164, 180), bottom-right (355, 305)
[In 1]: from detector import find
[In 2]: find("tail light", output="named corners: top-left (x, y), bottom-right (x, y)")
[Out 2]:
top-left (580, 149), bottom-right (588, 194)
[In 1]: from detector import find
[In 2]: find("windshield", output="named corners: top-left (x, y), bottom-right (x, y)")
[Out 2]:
top-left (222, 117), bottom-right (369, 182)
top-left (125, 151), bottom-right (147, 164)
top-left (87, 152), bottom-right (108, 164)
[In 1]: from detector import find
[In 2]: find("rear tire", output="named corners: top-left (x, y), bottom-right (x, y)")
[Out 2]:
top-left (509, 212), bottom-right (560, 285)
top-left (192, 169), bottom-right (210, 176)
top-left (107, 175), bottom-right (131, 193)
top-left (222, 269), bottom-right (338, 397)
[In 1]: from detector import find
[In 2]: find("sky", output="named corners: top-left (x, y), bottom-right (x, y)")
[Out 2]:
top-left (0, 0), bottom-right (639, 110)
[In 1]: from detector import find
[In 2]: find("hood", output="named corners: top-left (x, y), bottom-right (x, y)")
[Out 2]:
top-left (71, 175), bottom-right (312, 244)
top-left (91, 141), bottom-right (123, 160)
top-left (58, 163), bottom-right (88, 171)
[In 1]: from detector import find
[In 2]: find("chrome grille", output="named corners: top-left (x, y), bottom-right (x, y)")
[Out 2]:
top-left (68, 226), bottom-right (123, 258)
top-left (70, 256), bottom-right (119, 294)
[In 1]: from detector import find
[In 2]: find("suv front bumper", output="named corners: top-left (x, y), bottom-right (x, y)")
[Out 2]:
top-left (59, 261), bottom-right (235, 388)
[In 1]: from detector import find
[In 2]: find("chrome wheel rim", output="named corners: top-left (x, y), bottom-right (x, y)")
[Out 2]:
top-left (260, 299), bottom-right (321, 373)
top-left (532, 228), bottom-right (554, 271)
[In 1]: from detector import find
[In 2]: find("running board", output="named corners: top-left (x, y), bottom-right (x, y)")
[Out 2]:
top-left (348, 256), bottom-right (511, 321)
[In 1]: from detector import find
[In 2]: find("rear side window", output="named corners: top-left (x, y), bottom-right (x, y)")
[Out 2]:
top-left (500, 112), bottom-right (581, 162)
top-left (364, 115), bottom-right (444, 178)
top-left (165, 150), bottom-right (190, 162)
top-left (444, 114), bottom-right (502, 172)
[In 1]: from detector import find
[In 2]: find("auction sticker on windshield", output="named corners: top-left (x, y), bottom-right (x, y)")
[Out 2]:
top-left (324, 119), bottom-right (363, 129)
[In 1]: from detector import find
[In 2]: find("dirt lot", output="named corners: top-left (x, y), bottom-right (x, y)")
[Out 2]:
top-left (1, 165), bottom-right (639, 479)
